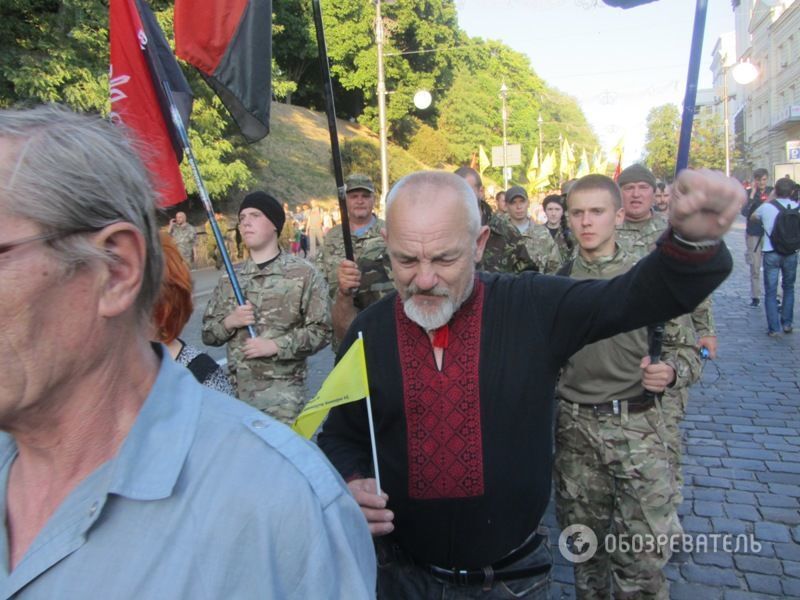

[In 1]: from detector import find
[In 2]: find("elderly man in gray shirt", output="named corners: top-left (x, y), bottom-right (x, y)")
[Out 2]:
top-left (0, 106), bottom-right (375, 599)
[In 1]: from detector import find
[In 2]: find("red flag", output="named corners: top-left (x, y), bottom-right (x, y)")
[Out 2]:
top-left (613, 161), bottom-right (622, 182)
top-left (174, 0), bottom-right (271, 143)
top-left (109, 0), bottom-right (190, 206)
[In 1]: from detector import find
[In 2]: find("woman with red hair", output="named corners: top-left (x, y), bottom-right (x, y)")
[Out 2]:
top-left (153, 233), bottom-right (235, 395)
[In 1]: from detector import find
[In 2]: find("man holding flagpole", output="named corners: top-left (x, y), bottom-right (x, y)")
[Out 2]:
top-left (319, 169), bottom-right (743, 598)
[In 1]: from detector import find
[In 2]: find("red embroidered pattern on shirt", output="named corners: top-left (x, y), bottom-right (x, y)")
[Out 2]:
top-left (396, 280), bottom-right (485, 499)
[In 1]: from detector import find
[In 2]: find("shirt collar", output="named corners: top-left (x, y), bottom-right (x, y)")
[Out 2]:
top-left (0, 346), bottom-right (202, 502)
top-left (106, 345), bottom-right (201, 500)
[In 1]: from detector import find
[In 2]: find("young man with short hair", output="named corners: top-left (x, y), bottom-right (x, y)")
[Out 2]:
top-left (202, 192), bottom-right (332, 423)
top-left (555, 174), bottom-right (701, 599)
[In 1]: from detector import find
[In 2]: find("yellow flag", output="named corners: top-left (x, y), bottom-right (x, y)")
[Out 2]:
top-left (526, 148), bottom-right (539, 183)
top-left (479, 145), bottom-right (491, 176)
top-left (292, 337), bottom-right (369, 439)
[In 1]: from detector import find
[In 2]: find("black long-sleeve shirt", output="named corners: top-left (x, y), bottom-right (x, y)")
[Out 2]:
top-left (318, 238), bottom-right (732, 568)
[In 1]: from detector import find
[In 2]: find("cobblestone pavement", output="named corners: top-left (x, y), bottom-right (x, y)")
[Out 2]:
top-left (550, 218), bottom-right (800, 599)
top-left (186, 217), bottom-right (799, 598)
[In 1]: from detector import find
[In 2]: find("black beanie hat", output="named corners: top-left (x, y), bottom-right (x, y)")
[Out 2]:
top-left (239, 191), bottom-right (285, 235)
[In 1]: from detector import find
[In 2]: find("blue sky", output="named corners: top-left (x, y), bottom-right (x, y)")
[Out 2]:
top-left (456, 0), bottom-right (734, 163)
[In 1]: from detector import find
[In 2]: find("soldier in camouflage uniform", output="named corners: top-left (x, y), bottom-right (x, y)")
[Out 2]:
top-left (554, 175), bottom-right (702, 599)
top-left (321, 174), bottom-right (395, 347)
top-left (615, 164), bottom-right (715, 499)
top-left (505, 186), bottom-right (563, 273)
top-left (454, 166), bottom-right (538, 274)
top-left (169, 211), bottom-right (197, 267)
top-left (202, 192), bottom-right (331, 424)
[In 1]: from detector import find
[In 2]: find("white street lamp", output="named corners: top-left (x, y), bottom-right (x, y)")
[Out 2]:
top-left (413, 89), bottom-right (432, 110)
top-left (732, 61), bottom-right (759, 85)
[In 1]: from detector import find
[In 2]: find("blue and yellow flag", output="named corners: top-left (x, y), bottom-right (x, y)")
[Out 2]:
top-left (292, 338), bottom-right (369, 439)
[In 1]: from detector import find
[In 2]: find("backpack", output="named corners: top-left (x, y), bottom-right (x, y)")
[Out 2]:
top-left (768, 200), bottom-right (800, 255)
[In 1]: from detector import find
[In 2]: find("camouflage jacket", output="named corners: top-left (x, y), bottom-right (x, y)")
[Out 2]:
top-left (558, 246), bottom-right (702, 405)
top-left (515, 219), bottom-right (563, 274)
top-left (317, 216), bottom-right (394, 310)
top-left (548, 226), bottom-right (575, 264)
top-left (480, 213), bottom-right (537, 274)
top-left (617, 214), bottom-right (716, 338)
top-left (170, 222), bottom-right (196, 253)
top-left (201, 252), bottom-right (332, 392)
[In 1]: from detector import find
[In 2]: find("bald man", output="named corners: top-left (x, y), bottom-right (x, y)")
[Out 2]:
top-left (318, 170), bottom-right (742, 599)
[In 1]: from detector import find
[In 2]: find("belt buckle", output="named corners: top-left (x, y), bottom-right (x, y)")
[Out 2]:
top-left (456, 569), bottom-right (471, 586)
top-left (612, 399), bottom-right (620, 415)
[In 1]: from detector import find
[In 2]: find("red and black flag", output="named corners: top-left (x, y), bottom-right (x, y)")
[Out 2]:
top-left (174, 0), bottom-right (272, 143)
top-left (109, 0), bottom-right (193, 207)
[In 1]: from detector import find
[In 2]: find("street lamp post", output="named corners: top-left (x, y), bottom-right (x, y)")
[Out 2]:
top-left (537, 113), bottom-right (543, 160)
top-left (724, 59), bottom-right (759, 177)
top-left (376, 0), bottom-right (389, 207)
top-left (500, 81), bottom-right (509, 190)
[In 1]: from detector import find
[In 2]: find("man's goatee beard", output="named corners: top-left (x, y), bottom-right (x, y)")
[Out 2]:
top-left (402, 276), bottom-right (475, 330)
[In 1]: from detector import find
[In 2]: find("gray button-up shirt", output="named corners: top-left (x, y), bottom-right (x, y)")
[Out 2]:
top-left (0, 349), bottom-right (375, 599)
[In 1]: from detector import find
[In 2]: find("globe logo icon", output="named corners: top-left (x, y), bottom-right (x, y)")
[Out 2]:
top-left (558, 524), bottom-right (598, 563)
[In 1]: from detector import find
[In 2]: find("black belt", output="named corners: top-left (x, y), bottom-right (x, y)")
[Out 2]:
top-left (564, 394), bottom-right (658, 416)
top-left (423, 531), bottom-right (550, 587)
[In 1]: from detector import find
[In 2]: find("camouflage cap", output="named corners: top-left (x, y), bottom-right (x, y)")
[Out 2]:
top-left (505, 185), bottom-right (528, 202)
top-left (345, 174), bottom-right (376, 194)
top-left (618, 164), bottom-right (657, 190)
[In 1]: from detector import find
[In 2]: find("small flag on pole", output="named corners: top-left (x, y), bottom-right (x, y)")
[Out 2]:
top-left (478, 145), bottom-right (491, 176)
top-left (292, 337), bottom-right (370, 439)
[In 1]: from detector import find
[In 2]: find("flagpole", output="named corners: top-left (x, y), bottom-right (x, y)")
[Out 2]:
top-left (311, 0), bottom-right (355, 263)
top-left (358, 331), bottom-right (381, 494)
top-left (127, 0), bottom-right (255, 336)
top-left (675, 0), bottom-right (708, 175)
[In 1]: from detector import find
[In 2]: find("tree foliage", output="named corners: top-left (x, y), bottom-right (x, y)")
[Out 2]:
top-left (436, 40), bottom-right (597, 182)
top-left (689, 110), bottom-right (728, 172)
top-left (0, 0), bottom-right (257, 202)
top-left (644, 103), bottom-right (732, 178)
top-left (644, 104), bottom-right (679, 181)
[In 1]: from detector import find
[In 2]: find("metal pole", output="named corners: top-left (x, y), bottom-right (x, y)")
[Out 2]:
top-left (538, 113), bottom-right (543, 160)
top-left (135, 1), bottom-right (256, 338)
top-left (723, 66), bottom-right (731, 177)
top-left (311, 0), bottom-right (354, 262)
top-left (376, 0), bottom-right (389, 209)
top-left (501, 81), bottom-right (509, 189)
top-left (675, 0), bottom-right (709, 176)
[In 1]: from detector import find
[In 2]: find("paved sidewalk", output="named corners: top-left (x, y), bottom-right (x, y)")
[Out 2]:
top-left (550, 218), bottom-right (800, 599)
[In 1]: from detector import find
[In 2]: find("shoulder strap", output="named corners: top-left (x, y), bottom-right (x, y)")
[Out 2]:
top-left (770, 199), bottom-right (786, 212)
top-left (556, 259), bottom-right (574, 277)
top-left (186, 352), bottom-right (221, 383)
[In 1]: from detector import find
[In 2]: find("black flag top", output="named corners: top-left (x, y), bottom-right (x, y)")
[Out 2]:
top-left (602, 0), bottom-right (659, 7)
top-left (135, 0), bottom-right (193, 160)
top-left (173, 0), bottom-right (272, 143)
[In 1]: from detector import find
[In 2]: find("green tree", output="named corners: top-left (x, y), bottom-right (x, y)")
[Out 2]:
top-left (315, 0), bottom-right (462, 143)
top-left (689, 110), bottom-right (728, 172)
top-left (643, 104), bottom-right (679, 181)
top-left (436, 40), bottom-right (597, 182)
top-left (0, 0), bottom-right (255, 202)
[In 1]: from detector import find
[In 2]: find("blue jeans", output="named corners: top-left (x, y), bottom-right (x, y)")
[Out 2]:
top-left (763, 251), bottom-right (798, 333)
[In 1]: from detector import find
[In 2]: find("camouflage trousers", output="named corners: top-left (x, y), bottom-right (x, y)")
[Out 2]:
top-left (234, 377), bottom-right (307, 425)
top-left (554, 399), bottom-right (682, 600)
top-left (660, 389), bottom-right (688, 506)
